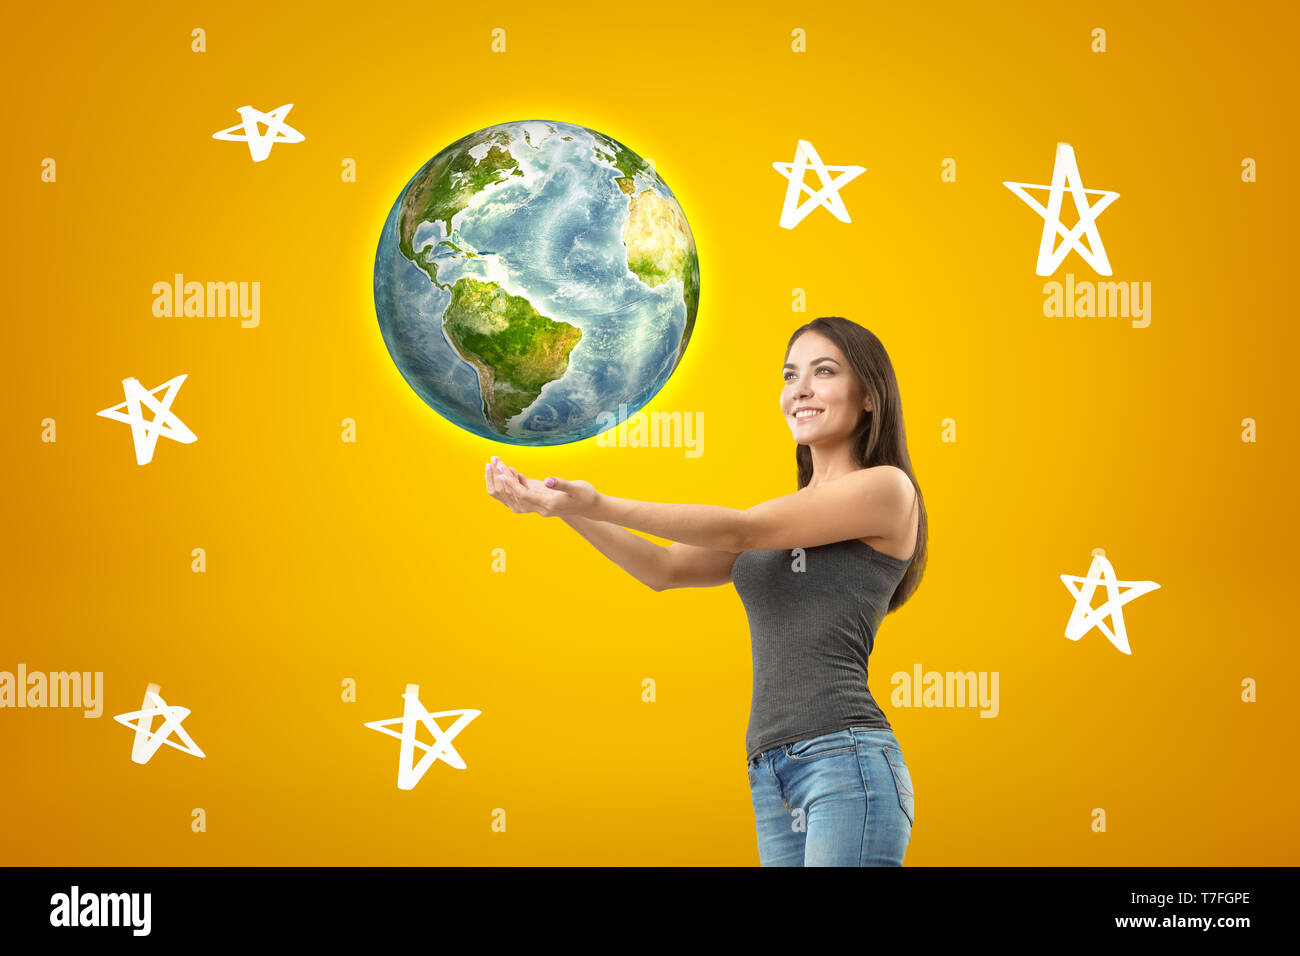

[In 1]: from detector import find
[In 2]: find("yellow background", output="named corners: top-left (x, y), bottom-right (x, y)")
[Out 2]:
top-left (2, 0), bottom-right (1297, 865)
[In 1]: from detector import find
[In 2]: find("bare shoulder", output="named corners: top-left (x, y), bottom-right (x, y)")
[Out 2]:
top-left (862, 464), bottom-right (915, 501)
top-left (858, 466), bottom-right (918, 558)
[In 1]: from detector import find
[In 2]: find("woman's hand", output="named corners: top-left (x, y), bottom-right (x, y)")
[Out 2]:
top-left (484, 455), bottom-right (598, 518)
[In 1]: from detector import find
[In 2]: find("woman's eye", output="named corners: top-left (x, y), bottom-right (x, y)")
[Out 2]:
top-left (784, 367), bottom-right (833, 380)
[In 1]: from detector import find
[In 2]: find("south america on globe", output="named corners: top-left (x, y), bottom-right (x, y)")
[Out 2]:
top-left (373, 119), bottom-right (700, 445)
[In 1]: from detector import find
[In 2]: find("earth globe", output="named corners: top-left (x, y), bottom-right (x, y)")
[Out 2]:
top-left (373, 119), bottom-right (700, 445)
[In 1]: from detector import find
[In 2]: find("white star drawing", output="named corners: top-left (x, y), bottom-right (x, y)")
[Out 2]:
top-left (1060, 552), bottom-right (1160, 655)
top-left (113, 683), bottom-right (206, 764)
top-left (212, 103), bottom-right (305, 162)
top-left (772, 140), bottom-right (865, 229)
top-left (1004, 142), bottom-right (1120, 276)
top-left (96, 374), bottom-right (196, 466)
top-left (365, 684), bottom-right (481, 790)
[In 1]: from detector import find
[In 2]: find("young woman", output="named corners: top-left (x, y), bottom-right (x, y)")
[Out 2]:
top-left (484, 316), bottom-right (928, 866)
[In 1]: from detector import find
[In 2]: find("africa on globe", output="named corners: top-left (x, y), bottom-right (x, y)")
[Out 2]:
top-left (373, 119), bottom-right (700, 445)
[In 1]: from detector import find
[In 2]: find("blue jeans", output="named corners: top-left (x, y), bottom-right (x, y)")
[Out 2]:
top-left (746, 726), bottom-right (915, 866)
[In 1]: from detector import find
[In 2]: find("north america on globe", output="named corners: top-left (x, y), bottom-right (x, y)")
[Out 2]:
top-left (373, 119), bottom-right (700, 445)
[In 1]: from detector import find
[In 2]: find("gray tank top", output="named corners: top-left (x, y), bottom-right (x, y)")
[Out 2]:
top-left (732, 538), bottom-right (911, 763)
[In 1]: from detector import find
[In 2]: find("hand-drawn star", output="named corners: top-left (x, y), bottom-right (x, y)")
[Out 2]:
top-left (113, 683), bottom-right (206, 764)
top-left (212, 103), bottom-right (305, 162)
top-left (772, 140), bottom-right (865, 229)
top-left (1003, 142), bottom-right (1120, 276)
top-left (1060, 552), bottom-right (1160, 655)
top-left (365, 684), bottom-right (481, 790)
top-left (96, 373), bottom-right (196, 466)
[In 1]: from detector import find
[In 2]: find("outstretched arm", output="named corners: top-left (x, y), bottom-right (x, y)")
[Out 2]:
top-left (556, 465), bottom-right (915, 548)
top-left (483, 459), bottom-right (726, 590)
top-left (558, 514), bottom-right (672, 591)
top-left (486, 455), bottom-right (914, 552)
top-left (588, 496), bottom-right (748, 552)
top-left (583, 466), bottom-right (915, 552)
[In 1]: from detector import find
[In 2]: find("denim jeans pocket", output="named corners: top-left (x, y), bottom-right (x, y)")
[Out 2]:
top-left (882, 747), bottom-right (915, 826)
top-left (785, 730), bottom-right (857, 761)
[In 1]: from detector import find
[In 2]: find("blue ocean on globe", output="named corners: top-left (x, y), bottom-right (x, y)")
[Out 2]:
top-left (373, 119), bottom-right (700, 445)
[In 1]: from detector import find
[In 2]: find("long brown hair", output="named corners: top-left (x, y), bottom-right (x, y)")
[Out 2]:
top-left (785, 316), bottom-right (927, 612)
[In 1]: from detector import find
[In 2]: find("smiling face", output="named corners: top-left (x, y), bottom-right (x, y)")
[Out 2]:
top-left (782, 330), bottom-right (870, 443)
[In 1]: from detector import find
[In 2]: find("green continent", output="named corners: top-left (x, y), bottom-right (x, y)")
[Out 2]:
top-left (442, 279), bottom-right (583, 433)
top-left (671, 246), bottom-right (699, 374)
top-left (398, 129), bottom-right (521, 261)
top-left (680, 247), bottom-right (699, 345)
top-left (590, 130), bottom-right (651, 182)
